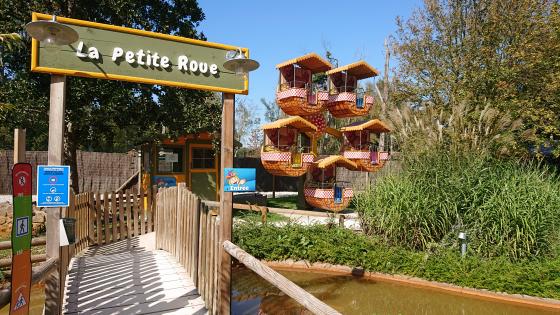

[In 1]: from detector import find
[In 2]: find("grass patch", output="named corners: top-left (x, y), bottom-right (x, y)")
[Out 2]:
top-left (234, 223), bottom-right (560, 300)
top-left (233, 209), bottom-right (288, 223)
top-left (267, 196), bottom-right (298, 209)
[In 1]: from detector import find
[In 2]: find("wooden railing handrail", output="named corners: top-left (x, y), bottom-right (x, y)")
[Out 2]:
top-left (223, 240), bottom-right (341, 315)
top-left (203, 200), bottom-right (358, 219)
top-left (0, 237), bottom-right (46, 251)
top-left (0, 257), bottom-right (58, 309)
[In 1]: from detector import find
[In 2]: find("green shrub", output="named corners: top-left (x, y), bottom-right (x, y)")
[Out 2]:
top-left (234, 223), bottom-right (560, 299)
top-left (354, 150), bottom-right (560, 260)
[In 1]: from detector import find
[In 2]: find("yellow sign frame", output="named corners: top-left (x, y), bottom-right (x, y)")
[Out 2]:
top-left (30, 12), bottom-right (249, 94)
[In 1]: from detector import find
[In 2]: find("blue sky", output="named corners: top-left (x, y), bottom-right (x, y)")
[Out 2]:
top-left (197, 0), bottom-right (423, 118)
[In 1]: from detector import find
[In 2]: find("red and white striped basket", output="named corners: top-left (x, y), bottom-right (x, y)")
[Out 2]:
top-left (276, 88), bottom-right (306, 101)
top-left (328, 92), bottom-right (355, 103)
top-left (261, 152), bottom-right (291, 162)
top-left (304, 188), bottom-right (353, 199)
top-left (343, 151), bottom-right (371, 159)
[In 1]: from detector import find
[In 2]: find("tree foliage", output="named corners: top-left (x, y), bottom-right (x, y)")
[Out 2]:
top-left (0, 0), bottom-right (222, 191)
top-left (392, 0), bottom-right (560, 156)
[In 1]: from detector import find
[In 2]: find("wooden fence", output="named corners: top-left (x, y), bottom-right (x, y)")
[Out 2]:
top-left (155, 185), bottom-right (340, 315)
top-left (66, 188), bottom-right (156, 249)
top-left (155, 184), bottom-right (220, 314)
top-left (0, 150), bottom-right (138, 194)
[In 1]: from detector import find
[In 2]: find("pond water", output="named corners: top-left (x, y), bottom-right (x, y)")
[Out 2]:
top-left (0, 284), bottom-right (44, 315)
top-left (232, 266), bottom-right (557, 315)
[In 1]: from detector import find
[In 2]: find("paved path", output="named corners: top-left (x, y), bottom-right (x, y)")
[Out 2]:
top-left (63, 233), bottom-right (207, 315)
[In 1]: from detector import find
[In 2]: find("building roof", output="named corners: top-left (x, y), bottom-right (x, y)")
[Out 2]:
top-left (276, 53), bottom-right (333, 73)
top-left (326, 61), bottom-right (379, 80)
top-left (340, 119), bottom-right (391, 133)
top-left (261, 116), bottom-right (318, 132)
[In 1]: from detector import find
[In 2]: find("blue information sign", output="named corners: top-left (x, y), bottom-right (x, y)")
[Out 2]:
top-left (37, 165), bottom-right (70, 207)
top-left (224, 168), bottom-right (256, 192)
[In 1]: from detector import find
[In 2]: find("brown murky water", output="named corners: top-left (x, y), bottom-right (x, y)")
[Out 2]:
top-left (0, 284), bottom-right (44, 315)
top-left (232, 266), bottom-right (558, 315)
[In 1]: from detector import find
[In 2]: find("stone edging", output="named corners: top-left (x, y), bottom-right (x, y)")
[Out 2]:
top-left (264, 259), bottom-right (560, 311)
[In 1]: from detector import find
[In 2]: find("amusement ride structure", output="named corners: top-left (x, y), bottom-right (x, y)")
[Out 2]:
top-left (260, 53), bottom-right (392, 212)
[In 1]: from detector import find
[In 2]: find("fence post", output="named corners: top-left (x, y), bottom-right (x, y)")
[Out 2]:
top-left (13, 129), bottom-right (26, 164)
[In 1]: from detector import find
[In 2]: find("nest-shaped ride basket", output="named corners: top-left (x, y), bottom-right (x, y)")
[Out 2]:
top-left (276, 89), bottom-right (327, 116)
top-left (261, 151), bottom-right (316, 177)
top-left (304, 187), bottom-right (353, 212)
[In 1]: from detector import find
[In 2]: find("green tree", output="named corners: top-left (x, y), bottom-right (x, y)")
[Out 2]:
top-left (0, 0), bottom-right (222, 192)
top-left (234, 98), bottom-right (261, 156)
top-left (392, 0), bottom-right (560, 156)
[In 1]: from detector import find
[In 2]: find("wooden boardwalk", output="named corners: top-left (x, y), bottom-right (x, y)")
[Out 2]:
top-left (63, 233), bottom-right (208, 315)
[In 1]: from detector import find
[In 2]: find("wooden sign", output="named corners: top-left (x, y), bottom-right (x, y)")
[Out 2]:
top-left (10, 163), bottom-right (32, 315)
top-left (30, 13), bottom-right (249, 94)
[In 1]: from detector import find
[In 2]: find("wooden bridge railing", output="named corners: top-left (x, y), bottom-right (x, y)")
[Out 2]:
top-left (155, 184), bottom-right (341, 315)
top-left (155, 184), bottom-right (220, 314)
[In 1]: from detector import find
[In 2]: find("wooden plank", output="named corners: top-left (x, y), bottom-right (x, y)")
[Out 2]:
top-left (192, 197), bottom-right (200, 286)
top-left (112, 191), bottom-right (118, 242)
top-left (175, 186), bottom-right (182, 264)
top-left (205, 211), bottom-right (212, 310)
top-left (185, 190), bottom-right (192, 275)
top-left (184, 191), bottom-right (190, 274)
top-left (88, 193), bottom-right (95, 247)
top-left (95, 192), bottom-right (102, 245)
top-left (140, 187), bottom-right (145, 235)
top-left (118, 191), bottom-right (125, 240)
top-left (147, 186), bottom-right (153, 233)
top-left (104, 191), bottom-right (110, 244)
top-left (219, 92), bottom-right (235, 314)
top-left (212, 214), bottom-right (219, 314)
top-left (133, 190), bottom-right (140, 237)
top-left (224, 240), bottom-right (342, 315)
top-left (13, 129), bottom-right (26, 164)
top-left (198, 206), bottom-right (207, 301)
top-left (126, 189), bottom-right (132, 239)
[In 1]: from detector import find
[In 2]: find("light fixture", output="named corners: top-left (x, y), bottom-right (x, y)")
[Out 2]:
top-left (458, 231), bottom-right (467, 257)
top-left (223, 48), bottom-right (259, 76)
top-left (25, 15), bottom-right (79, 46)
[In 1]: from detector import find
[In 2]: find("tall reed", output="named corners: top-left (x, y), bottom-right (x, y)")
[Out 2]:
top-left (355, 150), bottom-right (560, 260)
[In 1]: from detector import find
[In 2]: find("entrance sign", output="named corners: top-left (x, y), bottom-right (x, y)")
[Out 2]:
top-left (224, 168), bottom-right (256, 192)
top-left (37, 165), bottom-right (70, 207)
top-left (30, 13), bottom-right (249, 94)
top-left (10, 163), bottom-right (32, 315)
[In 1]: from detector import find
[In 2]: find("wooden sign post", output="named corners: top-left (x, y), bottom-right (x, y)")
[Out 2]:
top-left (44, 75), bottom-right (67, 315)
top-left (219, 93), bottom-right (235, 314)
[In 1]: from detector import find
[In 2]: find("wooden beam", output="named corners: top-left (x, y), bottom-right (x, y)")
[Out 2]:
top-left (218, 92), bottom-right (234, 314)
top-left (13, 129), bottom-right (26, 163)
top-left (223, 241), bottom-right (341, 315)
top-left (45, 74), bottom-right (67, 315)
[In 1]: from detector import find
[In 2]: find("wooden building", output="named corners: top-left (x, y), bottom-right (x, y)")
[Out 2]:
top-left (141, 132), bottom-right (219, 200)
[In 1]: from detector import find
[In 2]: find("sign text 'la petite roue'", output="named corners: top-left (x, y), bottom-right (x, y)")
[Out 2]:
top-left (31, 13), bottom-right (248, 94)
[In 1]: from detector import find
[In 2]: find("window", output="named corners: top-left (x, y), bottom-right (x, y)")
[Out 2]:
top-left (157, 146), bottom-right (183, 173)
top-left (191, 147), bottom-right (215, 169)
